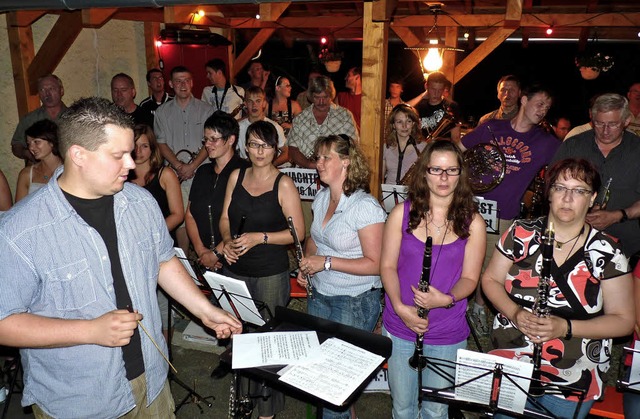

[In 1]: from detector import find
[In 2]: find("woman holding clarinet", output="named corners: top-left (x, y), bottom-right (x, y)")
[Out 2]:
top-left (483, 158), bottom-right (634, 418)
top-left (380, 140), bottom-right (486, 419)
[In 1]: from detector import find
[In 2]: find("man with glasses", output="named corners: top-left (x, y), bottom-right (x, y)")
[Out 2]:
top-left (11, 74), bottom-right (67, 163)
top-left (552, 93), bottom-right (640, 261)
top-left (155, 66), bottom-right (214, 251)
top-left (459, 84), bottom-right (560, 335)
top-left (288, 75), bottom-right (358, 169)
top-left (236, 86), bottom-right (288, 165)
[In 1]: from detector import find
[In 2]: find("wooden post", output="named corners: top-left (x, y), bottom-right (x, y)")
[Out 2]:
top-left (7, 14), bottom-right (39, 116)
top-left (361, 2), bottom-right (388, 199)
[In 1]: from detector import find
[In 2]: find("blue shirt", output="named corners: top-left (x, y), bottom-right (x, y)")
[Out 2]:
top-left (0, 167), bottom-right (174, 418)
top-left (311, 188), bottom-right (387, 296)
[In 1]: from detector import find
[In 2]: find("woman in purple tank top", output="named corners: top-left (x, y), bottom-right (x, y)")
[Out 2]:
top-left (381, 140), bottom-right (486, 419)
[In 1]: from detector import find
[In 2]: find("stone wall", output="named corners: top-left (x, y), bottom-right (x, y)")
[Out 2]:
top-left (0, 14), bottom-right (147, 199)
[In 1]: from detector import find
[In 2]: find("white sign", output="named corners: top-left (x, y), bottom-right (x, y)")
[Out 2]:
top-left (475, 196), bottom-right (500, 234)
top-left (280, 168), bottom-right (322, 201)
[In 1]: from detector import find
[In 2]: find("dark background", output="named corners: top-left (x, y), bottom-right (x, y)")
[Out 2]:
top-left (231, 38), bottom-right (640, 128)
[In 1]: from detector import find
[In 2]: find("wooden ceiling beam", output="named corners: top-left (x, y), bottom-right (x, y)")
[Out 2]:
top-left (6, 11), bottom-right (46, 27)
top-left (259, 2), bottom-right (290, 21)
top-left (232, 28), bottom-right (276, 79)
top-left (390, 26), bottom-right (422, 47)
top-left (504, 0), bottom-right (523, 28)
top-left (454, 27), bottom-right (516, 84)
top-left (27, 11), bottom-right (83, 93)
top-left (164, 5), bottom-right (197, 24)
top-left (112, 9), bottom-right (164, 23)
top-left (372, 0), bottom-right (397, 22)
top-left (81, 8), bottom-right (117, 28)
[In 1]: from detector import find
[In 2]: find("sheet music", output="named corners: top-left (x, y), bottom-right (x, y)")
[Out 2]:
top-left (232, 331), bottom-right (321, 369)
top-left (629, 340), bottom-right (640, 390)
top-left (455, 349), bottom-right (533, 415)
top-left (174, 247), bottom-right (200, 285)
top-left (203, 271), bottom-right (265, 326)
top-left (278, 338), bottom-right (384, 406)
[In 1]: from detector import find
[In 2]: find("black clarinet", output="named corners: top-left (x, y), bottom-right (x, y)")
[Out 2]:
top-left (234, 215), bottom-right (247, 239)
top-left (287, 216), bottom-right (312, 297)
top-left (408, 236), bottom-right (433, 373)
top-left (530, 222), bottom-right (554, 397)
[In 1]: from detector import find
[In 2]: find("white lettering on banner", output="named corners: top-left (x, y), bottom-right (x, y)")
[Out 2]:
top-left (475, 196), bottom-right (500, 235)
top-left (279, 168), bottom-right (322, 201)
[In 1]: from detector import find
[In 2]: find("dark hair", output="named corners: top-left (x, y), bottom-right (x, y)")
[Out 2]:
top-left (37, 74), bottom-right (63, 90)
top-left (145, 68), bottom-right (162, 83)
top-left (25, 119), bottom-right (60, 158)
top-left (131, 124), bottom-right (162, 185)
top-left (58, 97), bottom-right (134, 157)
top-left (111, 73), bottom-right (135, 88)
top-left (426, 71), bottom-right (449, 86)
top-left (388, 77), bottom-right (403, 86)
top-left (544, 158), bottom-right (601, 201)
top-left (246, 120), bottom-right (278, 149)
top-left (348, 67), bottom-right (362, 77)
top-left (205, 58), bottom-right (226, 75)
top-left (313, 135), bottom-right (370, 196)
top-left (521, 84), bottom-right (553, 101)
top-left (170, 66), bottom-right (191, 79)
top-left (204, 111), bottom-right (240, 144)
top-left (407, 140), bottom-right (476, 239)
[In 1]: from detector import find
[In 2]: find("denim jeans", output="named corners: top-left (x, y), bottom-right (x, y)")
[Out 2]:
top-left (494, 393), bottom-right (595, 419)
top-left (624, 391), bottom-right (640, 418)
top-left (383, 326), bottom-right (466, 419)
top-left (308, 287), bottom-right (382, 419)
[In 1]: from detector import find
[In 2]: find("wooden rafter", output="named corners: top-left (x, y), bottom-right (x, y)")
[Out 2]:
top-left (81, 8), bottom-right (117, 28)
top-left (7, 19), bottom-right (39, 117)
top-left (259, 2), bottom-right (290, 21)
top-left (233, 28), bottom-right (277, 78)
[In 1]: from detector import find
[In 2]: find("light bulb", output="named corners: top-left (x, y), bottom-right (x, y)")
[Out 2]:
top-left (546, 26), bottom-right (553, 36)
top-left (423, 40), bottom-right (443, 72)
top-left (155, 40), bottom-right (162, 48)
top-left (197, 10), bottom-right (205, 17)
top-left (321, 37), bottom-right (327, 45)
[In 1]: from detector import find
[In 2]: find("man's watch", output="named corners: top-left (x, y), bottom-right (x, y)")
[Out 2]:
top-left (324, 256), bottom-right (332, 271)
top-left (620, 209), bottom-right (629, 223)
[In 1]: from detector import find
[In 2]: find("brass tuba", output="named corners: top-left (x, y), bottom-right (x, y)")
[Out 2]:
top-left (400, 111), bottom-right (458, 185)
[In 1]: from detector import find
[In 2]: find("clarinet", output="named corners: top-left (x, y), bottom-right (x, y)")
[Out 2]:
top-left (234, 215), bottom-right (247, 239)
top-left (530, 221), bottom-right (554, 397)
top-left (408, 236), bottom-right (433, 372)
top-left (287, 216), bottom-right (312, 297)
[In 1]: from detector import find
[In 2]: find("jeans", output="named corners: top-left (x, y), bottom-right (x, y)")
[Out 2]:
top-left (383, 326), bottom-right (466, 419)
top-left (493, 393), bottom-right (595, 419)
top-left (308, 287), bottom-right (382, 419)
top-left (624, 391), bottom-right (640, 418)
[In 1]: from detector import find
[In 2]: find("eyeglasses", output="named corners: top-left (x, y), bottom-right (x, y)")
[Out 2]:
top-left (593, 121), bottom-right (622, 130)
top-left (550, 184), bottom-right (593, 197)
top-left (427, 167), bottom-right (461, 176)
top-left (202, 136), bottom-right (226, 145)
top-left (247, 141), bottom-right (275, 150)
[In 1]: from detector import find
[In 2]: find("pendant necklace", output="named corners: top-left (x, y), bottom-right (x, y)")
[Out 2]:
top-left (554, 226), bottom-right (585, 250)
top-left (428, 212), bottom-right (447, 234)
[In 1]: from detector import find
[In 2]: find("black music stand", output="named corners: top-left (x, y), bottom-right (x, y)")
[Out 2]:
top-left (617, 345), bottom-right (640, 394)
top-left (221, 307), bottom-right (392, 418)
top-left (416, 355), bottom-right (587, 419)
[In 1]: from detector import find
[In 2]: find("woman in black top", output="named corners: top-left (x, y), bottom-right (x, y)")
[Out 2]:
top-left (220, 120), bottom-right (304, 419)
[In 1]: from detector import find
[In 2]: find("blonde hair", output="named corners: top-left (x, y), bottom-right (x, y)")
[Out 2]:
top-left (313, 135), bottom-right (370, 196)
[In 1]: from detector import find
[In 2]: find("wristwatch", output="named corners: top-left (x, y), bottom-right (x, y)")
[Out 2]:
top-left (620, 209), bottom-right (629, 223)
top-left (324, 256), bottom-right (332, 271)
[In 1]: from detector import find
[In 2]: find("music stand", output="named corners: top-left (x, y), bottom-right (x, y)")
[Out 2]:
top-left (221, 307), bottom-right (392, 418)
top-left (166, 250), bottom-right (216, 413)
top-left (381, 184), bottom-right (408, 213)
top-left (617, 344), bottom-right (640, 394)
top-left (417, 351), bottom-right (587, 419)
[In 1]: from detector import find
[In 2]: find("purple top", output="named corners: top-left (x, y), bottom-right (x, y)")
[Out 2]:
top-left (382, 200), bottom-right (469, 344)
top-left (462, 119), bottom-right (560, 219)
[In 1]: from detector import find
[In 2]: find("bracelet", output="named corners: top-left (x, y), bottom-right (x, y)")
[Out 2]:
top-left (564, 318), bottom-right (573, 340)
top-left (445, 292), bottom-right (456, 309)
top-left (212, 249), bottom-right (223, 259)
top-left (263, 232), bottom-right (269, 245)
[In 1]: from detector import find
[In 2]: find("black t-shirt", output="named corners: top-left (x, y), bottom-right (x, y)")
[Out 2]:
top-left (189, 154), bottom-right (250, 249)
top-left (63, 191), bottom-right (144, 380)
top-left (129, 105), bottom-right (154, 128)
top-left (414, 99), bottom-right (460, 139)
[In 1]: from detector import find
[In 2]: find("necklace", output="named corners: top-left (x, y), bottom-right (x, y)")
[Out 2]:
top-left (554, 226), bottom-right (584, 250)
top-left (427, 212), bottom-right (447, 234)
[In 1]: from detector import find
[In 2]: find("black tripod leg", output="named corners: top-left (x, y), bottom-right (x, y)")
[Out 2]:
top-left (169, 373), bottom-right (214, 413)
top-left (466, 311), bottom-right (484, 353)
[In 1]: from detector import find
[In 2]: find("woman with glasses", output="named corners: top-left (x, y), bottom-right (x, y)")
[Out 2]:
top-left (383, 104), bottom-right (425, 185)
top-left (482, 158), bottom-right (634, 419)
top-left (220, 120), bottom-right (304, 419)
top-left (297, 134), bottom-right (386, 419)
top-left (380, 140), bottom-right (486, 419)
top-left (267, 76), bottom-right (302, 135)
